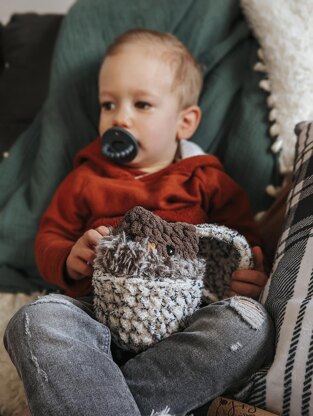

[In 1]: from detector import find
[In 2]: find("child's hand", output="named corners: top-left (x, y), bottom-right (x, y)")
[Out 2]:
top-left (66, 226), bottom-right (110, 281)
top-left (226, 246), bottom-right (269, 300)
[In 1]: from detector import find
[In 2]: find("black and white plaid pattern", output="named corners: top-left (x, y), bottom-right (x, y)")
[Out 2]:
top-left (248, 121), bottom-right (313, 415)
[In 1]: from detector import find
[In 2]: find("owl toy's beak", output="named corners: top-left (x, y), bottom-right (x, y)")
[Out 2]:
top-left (147, 242), bottom-right (156, 253)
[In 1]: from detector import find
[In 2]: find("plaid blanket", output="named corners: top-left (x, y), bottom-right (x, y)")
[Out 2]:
top-left (248, 121), bottom-right (313, 414)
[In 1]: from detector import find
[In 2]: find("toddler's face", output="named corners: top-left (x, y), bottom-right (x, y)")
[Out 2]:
top-left (98, 44), bottom-right (185, 173)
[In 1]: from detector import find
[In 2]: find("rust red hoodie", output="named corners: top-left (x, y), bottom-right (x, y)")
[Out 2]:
top-left (35, 138), bottom-right (260, 297)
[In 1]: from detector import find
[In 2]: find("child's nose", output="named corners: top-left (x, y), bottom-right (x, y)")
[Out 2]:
top-left (113, 107), bottom-right (131, 128)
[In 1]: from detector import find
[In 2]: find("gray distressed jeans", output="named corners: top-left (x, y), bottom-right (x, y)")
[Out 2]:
top-left (4, 294), bottom-right (274, 416)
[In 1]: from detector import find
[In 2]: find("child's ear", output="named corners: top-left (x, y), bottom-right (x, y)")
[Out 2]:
top-left (176, 105), bottom-right (202, 140)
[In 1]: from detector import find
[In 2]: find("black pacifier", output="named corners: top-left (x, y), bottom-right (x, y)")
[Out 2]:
top-left (101, 127), bottom-right (138, 163)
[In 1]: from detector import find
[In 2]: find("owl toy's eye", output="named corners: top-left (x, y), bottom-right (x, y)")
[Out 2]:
top-left (166, 245), bottom-right (175, 256)
top-left (126, 233), bottom-right (135, 242)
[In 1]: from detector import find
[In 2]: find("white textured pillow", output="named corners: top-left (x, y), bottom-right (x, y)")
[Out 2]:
top-left (240, 0), bottom-right (313, 176)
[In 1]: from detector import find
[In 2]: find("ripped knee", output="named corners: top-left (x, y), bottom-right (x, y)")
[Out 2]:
top-left (4, 298), bottom-right (53, 383)
top-left (229, 296), bottom-right (267, 330)
top-left (23, 311), bottom-right (49, 382)
top-left (5, 294), bottom-right (73, 341)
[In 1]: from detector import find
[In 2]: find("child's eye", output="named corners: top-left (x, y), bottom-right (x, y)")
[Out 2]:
top-left (135, 101), bottom-right (151, 110)
top-left (101, 102), bottom-right (115, 111)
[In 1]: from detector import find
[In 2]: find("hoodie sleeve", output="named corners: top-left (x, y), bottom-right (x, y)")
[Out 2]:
top-left (34, 170), bottom-right (92, 297)
top-left (197, 164), bottom-right (261, 247)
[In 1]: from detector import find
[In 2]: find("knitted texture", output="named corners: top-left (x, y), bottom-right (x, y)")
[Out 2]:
top-left (197, 223), bottom-right (254, 302)
top-left (117, 207), bottom-right (199, 260)
top-left (93, 206), bottom-right (253, 352)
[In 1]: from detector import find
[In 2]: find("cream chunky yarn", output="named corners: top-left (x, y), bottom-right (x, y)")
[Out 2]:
top-left (92, 207), bottom-right (253, 352)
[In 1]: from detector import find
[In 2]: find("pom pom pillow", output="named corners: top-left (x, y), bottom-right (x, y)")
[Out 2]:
top-left (240, 0), bottom-right (313, 177)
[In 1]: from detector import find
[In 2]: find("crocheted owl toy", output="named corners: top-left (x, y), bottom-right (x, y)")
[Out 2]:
top-left (92, 206), bottom-right (253, 352)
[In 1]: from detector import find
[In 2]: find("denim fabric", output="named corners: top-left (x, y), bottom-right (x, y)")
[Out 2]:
top-left (4, 294), bottom-right (274, 416)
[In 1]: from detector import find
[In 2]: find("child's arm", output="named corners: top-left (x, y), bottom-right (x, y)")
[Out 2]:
top-left (227, 246), bottom-right (269, 299)
top-left (66, 226), bottom-right (109, 280)
top-left (34, 170), bottom-right (106, 296)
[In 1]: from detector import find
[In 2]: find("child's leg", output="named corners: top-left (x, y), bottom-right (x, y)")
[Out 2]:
top-left (121, 296), bottom-right (275, 416)
top-left (4, 294), bottom-right (141, 416)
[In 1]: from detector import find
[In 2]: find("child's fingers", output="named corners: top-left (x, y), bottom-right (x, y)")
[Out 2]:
top-left (67, 245), bottom-right (97, 280)
top-left (83, 229), bottom-right (106, 248)
top-left (95, 225), bottom-right (110, 236)
top-left (222, 290), bottom-right (237, 299)
top-left (230, 269), bottom-right (268, 299)
top-left (252, 246), bottom-right (264, 272)
top-left (230, 281), bottom-right (263, 299)
top-left (78, 247), bottom-right (96, 264)
top-left (232, 270), bottom-right (268, 287)
top-left (66, 256), bottom-right (94, 280)
top-left (228, 248), bottom-right (268, 299)
top-left (75, 258), bottom-right (94, 277)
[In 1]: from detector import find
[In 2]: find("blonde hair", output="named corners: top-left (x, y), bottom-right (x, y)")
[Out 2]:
top-left (103, 28), bottom-right (204, 109)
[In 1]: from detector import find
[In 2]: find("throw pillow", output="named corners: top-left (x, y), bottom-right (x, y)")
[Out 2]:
top-left (240, 0), bottom-right (313, 177)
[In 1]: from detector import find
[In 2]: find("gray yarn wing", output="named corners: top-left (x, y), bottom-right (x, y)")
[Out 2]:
top-left (196, 223), bottom-right (254, 302)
